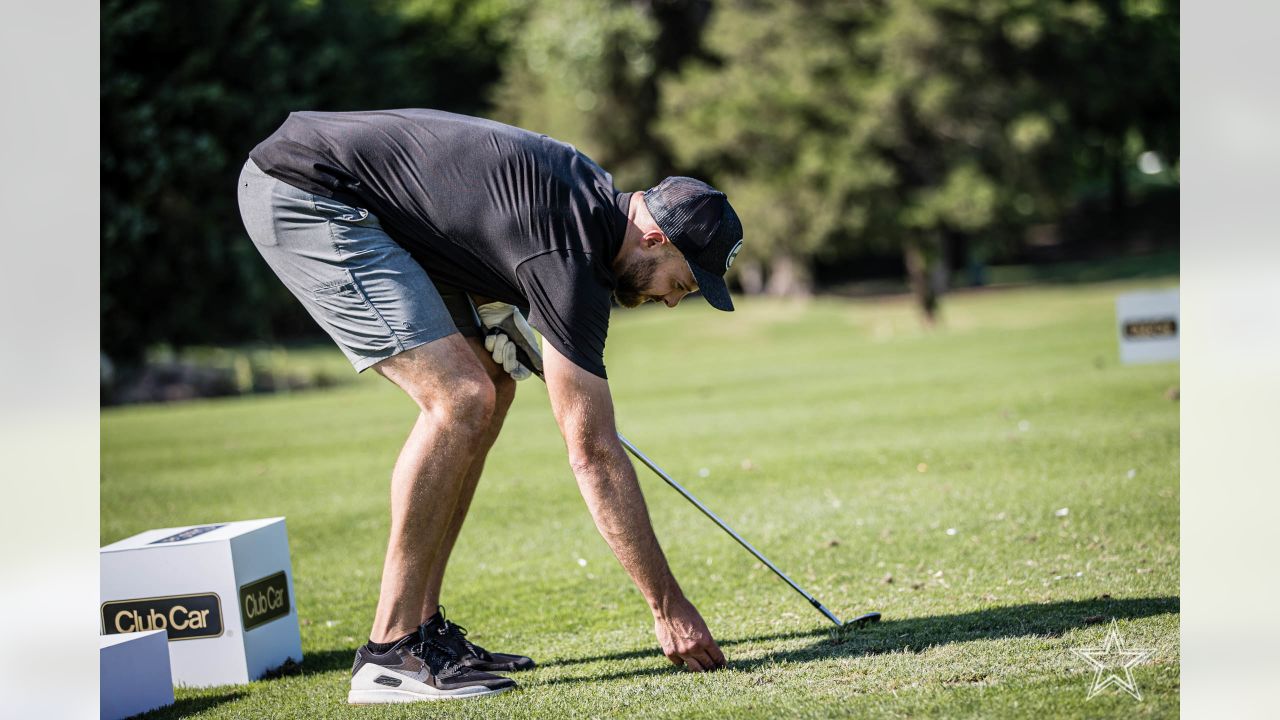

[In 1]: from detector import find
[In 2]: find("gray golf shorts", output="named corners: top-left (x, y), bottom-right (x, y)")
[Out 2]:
top-left (237, 159), bottom-right (481, 372)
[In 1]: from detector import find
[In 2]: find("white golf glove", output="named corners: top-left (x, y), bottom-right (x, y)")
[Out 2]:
top-left (476, 302), bottom-right (542, 381)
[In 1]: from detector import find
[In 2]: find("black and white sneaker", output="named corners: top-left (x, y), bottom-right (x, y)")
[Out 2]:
top-left (348, 628), bottom-right (516, 704)
top-left (425, 606), bottom-right (537, 672)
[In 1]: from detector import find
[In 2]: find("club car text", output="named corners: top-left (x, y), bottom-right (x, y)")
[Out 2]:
top-left (239, 571), bottom-right (291, 631)
top-left (101, 592), bottom-right (224, 641)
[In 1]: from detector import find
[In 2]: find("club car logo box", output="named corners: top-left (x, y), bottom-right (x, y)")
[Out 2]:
top-left (100, 518), bottom-right (303, 687)
top-left (1115, 289), bottom-right (1179, 365)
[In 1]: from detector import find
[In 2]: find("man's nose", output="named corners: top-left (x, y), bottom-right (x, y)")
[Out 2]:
top-left (663, 292), bottom-right (684, 308)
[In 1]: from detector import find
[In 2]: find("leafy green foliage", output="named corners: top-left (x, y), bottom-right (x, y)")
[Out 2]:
top-left (494, 0), bottom-right (713, 189)
top-left (102, 0), bottom-right (1179, 350)
top-left (101, 0), bottom-right (515, 361)
top-left (655, 0), bottom-right (1178, 310)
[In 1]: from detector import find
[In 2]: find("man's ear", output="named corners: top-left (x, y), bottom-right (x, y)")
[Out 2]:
top-left (639, 229), bottom-right (670, 250)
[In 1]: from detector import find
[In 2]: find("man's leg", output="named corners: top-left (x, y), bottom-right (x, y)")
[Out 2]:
top-left (419, 337), bottom-right (516, 619)
top-left (409, 338), bottom-right (537, 672)
top-left (239, 166), bottom-right (517, 699)
top-left (367, 334), bottom-right (498, 643)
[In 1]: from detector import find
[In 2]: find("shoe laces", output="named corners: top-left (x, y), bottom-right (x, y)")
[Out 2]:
top-left (408, 632), bottom-right (465, 679)
top-left (434, 605), bottom-right (480, 655)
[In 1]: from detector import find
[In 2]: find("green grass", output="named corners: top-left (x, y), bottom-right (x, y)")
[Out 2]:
top-left (101, 279), bottom-right (1180, 718)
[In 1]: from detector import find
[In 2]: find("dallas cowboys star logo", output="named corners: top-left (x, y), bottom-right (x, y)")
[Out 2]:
top-left (1071, 620), bottom-right (1154, 700)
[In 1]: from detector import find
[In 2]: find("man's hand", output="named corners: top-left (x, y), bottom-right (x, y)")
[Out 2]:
top-left (476, 302), bottom-right (542, 381)
top-left (484, 332), bottom-right (532, 380)
top-left (542, 343), bottom-right (727, 672)
top-left (654, 596), bottom-right (727, 672)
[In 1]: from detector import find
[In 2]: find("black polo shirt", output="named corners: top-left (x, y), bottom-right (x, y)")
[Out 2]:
top-left (250, 109), bottom-right (629, 378)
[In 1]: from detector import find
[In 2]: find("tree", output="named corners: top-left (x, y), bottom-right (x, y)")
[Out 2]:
top-left (102, 0), bottom-right (1179, 345)
top-left (493, 0), bottom-right (713, 190)
top-left (656, 0), bottom-right (1178, 320)
top-left (101, 0), bottom-right (514, 361)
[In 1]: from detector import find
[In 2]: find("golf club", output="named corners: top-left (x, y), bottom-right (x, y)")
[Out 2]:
top-left (499, 334), bottom-right (882, 630)
top-left (615, 432), bottom-right (881, 630)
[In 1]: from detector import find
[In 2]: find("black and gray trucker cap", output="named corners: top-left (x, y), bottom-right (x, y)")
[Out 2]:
top-left (643, 176), bottom-right (744, 311)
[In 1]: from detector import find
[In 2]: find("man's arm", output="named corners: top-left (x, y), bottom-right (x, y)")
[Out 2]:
top-left (542, 342), bottom-right (726, 672)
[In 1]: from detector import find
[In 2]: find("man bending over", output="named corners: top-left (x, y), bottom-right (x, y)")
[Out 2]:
top-left (237, 109), bottom-right (744, 702)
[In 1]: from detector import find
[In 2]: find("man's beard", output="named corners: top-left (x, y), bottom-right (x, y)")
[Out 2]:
top-left (613, 254), bottom-right (663, 308)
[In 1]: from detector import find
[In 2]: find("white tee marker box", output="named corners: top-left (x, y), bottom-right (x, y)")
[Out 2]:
top-left (100, 518), bottom-right (303, 687)
top-left (101, 629), bottom-right (174, 720)
top-left (1116, 289), bottom-right (1179, 365)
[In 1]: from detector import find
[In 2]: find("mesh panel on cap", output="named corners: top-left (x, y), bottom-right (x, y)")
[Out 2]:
top-left (646, 177), bottom-right (725, 246)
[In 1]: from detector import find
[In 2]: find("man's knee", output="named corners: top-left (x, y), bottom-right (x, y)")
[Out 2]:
top-left (434, 372), bottom-right (496, 438)
top-left (374, 337), bottom-right (497, 438)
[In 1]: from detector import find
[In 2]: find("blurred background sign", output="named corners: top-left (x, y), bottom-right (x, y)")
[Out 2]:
top-left (1117, 289), bottom-right (1180, 364)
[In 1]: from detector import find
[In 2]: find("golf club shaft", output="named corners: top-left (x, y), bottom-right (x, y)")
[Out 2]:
top-left (615, 432), bottom-right (845, 627)
top-left (522, 364), bottom-right (845, 626)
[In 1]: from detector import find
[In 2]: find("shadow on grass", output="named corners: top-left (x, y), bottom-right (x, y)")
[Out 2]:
top-left (538, 595), bottom-right (1179, 683)
top-left (132, 690), bottom-right (246, 719)
top-left (289, 648), bottom-right (357, 674)
top-left (295, 595), bottom-right (1178, 686)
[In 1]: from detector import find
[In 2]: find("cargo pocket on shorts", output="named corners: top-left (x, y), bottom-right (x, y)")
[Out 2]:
top-left (308, 271), bottom-right (400, 358)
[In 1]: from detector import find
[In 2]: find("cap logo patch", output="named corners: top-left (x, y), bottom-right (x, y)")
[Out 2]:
top-left (725, 239), bottom-right (744, 271)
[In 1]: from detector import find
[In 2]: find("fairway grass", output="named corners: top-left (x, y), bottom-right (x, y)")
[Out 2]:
top-left (101, 280), bottom-right (1179, 719)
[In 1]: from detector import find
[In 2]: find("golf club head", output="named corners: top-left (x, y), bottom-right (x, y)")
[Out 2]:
top-left (843, 612), bottom-right (882, 629)
top-left (828, 611), bottom-right (882, 643)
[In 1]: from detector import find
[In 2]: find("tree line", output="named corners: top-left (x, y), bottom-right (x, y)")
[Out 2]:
top-left (102, 0), bottom-right (1178, 361)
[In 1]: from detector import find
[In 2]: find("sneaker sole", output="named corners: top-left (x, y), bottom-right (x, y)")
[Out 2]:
top-left (348, 685), bottom-right (513, 704)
